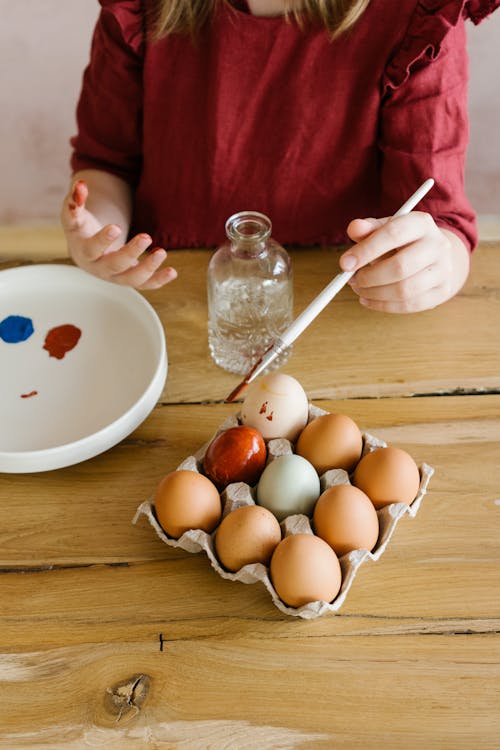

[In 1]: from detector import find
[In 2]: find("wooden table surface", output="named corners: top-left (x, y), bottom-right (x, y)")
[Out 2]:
top-left (1, 227), bottom-right (499, 749)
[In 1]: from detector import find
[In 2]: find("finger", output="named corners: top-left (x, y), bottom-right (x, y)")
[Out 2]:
top-left (93, 233), bottom-right (153, 274)
top-left (359, 282), bottom-right (448, 313)
top-left (112, 248), bottom-right (177, 289)
top-left (346, 217), bottom-right (384, 243)
top-left (340, 212), bottom-right (436, 272)
top-left (351, 262), bottom-right (442, 303)
top-left (137, 264), bottom-right (179, 291)
top-left (349, 238), bottom-right (438, 290)
top-left (75, 224), bottom-right (123, 263)
top-left (69, 179), bottom-right (88, 210)
top-left (63, 180), bottom-right (89, 231)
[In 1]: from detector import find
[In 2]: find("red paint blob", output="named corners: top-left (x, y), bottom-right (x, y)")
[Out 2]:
top-left (43, 324), bottom-right (82, 359)
top-left (71, 180), bottom-right (87, 207)
top-left (21, 390), bottom-right (38, 399)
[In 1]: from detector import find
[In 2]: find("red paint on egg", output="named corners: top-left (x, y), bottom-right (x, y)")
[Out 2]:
top-left (20, 390), bottom-right (38, 399)
top-left (43, 324), bottom-right (82, 359)
top-left (203, 425), bottom-right (267, 489)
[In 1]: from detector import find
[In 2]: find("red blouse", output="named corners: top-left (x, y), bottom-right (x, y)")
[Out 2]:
top-left (70, 0), bottom-right (499, 250)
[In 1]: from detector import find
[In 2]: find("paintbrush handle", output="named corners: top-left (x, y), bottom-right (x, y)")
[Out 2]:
top-left (275, 177), bottom-right (435, 351)
top-left (280, 270), bottom-right (354, 347)
top-left (232, 178), bottom-right (435, 393)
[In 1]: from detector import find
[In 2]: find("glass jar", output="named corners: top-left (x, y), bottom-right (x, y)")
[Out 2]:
top-left (207, 211), bottom-right (293, 375)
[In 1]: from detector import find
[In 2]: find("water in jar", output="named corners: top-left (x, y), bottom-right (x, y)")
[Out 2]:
top-left (208, 275), bottom-right (293, 375)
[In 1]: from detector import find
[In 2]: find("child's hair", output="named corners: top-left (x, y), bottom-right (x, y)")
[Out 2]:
top-left (151, 0), bottom-right (371, 39)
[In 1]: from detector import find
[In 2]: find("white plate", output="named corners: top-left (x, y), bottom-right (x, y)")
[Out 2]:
top-left (0, 264), bottom-right (167, 472)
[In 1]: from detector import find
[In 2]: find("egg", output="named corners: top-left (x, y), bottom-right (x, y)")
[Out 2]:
top-left (154, 470), bottom-right (222, 538)
top-left (270, 533), bottom-right (342, 607)
top-left (215, 504), bottom-right (282, 572)
top-left (295, 413), bottom-right (363, 475)
top-left (203, 425), bottom-right (267, 489)
top-left (313, 484), bottom-right (379, 556)
top-left (352, 446), bottom-right (420, 509)
top-left (256, 454), bottom-right (320, 521)
top-left (240, 372), bottom-right (309, 441)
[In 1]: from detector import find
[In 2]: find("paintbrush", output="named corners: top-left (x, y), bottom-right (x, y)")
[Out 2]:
top-left (225, 178), bottom-right (435, 403)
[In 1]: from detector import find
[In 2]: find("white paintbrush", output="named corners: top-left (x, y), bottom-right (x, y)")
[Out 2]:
top-left (226, 178), bottom-right (435, 403)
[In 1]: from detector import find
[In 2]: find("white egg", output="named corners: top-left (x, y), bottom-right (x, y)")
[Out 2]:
top-left (256, 454), bottom-right (320, 521)
top-left (241, 372), bottom-right (309, 442)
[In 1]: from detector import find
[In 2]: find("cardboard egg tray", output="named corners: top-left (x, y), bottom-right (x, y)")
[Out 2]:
top-left (133, 404), bottom-right (434, 619)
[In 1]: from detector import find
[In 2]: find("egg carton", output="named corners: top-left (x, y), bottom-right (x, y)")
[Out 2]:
top-left (133, 404), bottom-right (434, 619)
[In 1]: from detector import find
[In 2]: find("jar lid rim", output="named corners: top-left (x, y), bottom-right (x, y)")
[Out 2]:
top-left (225, 211), bottom-right (272, 242)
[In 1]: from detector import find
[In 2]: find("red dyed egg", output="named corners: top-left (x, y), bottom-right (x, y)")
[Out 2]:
top-left (203, 426), bottom-right (267, 489)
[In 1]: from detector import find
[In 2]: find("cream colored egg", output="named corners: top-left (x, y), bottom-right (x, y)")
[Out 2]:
top-left (241, 372), bottom-right (309, 441)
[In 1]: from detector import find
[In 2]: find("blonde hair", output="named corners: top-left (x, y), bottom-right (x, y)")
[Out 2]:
top-left (151, 0), bottom-right (371, 39)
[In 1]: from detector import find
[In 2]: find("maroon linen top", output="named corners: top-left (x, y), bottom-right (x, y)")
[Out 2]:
top-left (70, 0), bottom-right (499, 250)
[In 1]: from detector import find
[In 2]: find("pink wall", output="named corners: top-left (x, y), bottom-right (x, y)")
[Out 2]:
top-left (0, 2), bottom-right (499, 226)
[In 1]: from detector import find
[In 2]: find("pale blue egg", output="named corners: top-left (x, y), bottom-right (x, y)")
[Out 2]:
top-left (256, 454), bottom-right (320, 521)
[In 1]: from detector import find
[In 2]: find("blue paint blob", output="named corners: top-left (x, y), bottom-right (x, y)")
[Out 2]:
top-left (0, 315), bottom-right (34, 343)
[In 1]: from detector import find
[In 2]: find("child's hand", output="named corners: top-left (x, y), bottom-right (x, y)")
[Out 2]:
top-left (61, 180), bottom-right (177, 290)
top-left (340, 212), bottom-right (470, 313)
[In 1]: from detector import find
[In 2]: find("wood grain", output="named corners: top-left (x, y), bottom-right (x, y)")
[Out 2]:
top-left (1, 394), bottom-right (499, 747)
top-left (1, 228), bottom-right (499, 402)
top-left (148, 242), bottom-right (500, 403)
top-left (0, 230), bottom-right (499, 748)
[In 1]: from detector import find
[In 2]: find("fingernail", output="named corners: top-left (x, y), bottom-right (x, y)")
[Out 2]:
top-left (341, 254), bottom-right (357, 271)
top-left (106, 225), bottom-right (121, 240)
top-left (151, 248), bottom-right (167, 262)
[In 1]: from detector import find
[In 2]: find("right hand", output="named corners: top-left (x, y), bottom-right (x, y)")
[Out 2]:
top-left (61, 180), bottom-right (177, 290)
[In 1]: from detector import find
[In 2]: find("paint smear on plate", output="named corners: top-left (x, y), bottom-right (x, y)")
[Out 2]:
top-left (21, 391), bottom-right (38, 399)
top-left (43, 324), bottom-right (82, 359)
top-left (0, 315), bottom-right (34, 343)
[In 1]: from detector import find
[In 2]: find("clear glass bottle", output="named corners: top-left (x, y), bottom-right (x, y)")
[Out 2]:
top-left (207, 211), bottom-right (293, 375)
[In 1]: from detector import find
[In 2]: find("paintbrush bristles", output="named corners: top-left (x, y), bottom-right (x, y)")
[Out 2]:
top-left (225, 380), bottom-right (249, 403)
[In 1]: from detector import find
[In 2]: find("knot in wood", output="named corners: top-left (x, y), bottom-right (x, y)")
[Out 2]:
top-left (105, 673), bottom-right (151, 723)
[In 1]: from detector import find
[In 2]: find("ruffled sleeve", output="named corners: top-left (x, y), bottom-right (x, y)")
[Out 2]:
top-left (384, 0), bottom-right (500, 92)
top-left (97, 0), bottom-right (145, 54)
top-left (378, 1), bottom-right (499, 252)
top-left (70, 0), bottom-right (145, 185)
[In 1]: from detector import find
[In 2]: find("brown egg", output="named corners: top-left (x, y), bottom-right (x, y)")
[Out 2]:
top-left (215, 504), bottom-right (282, 572)
top-left (313, 484), bottom-right (379, 556)
top-left (154, 470), bottom-right (222, 538)
top-left (352, 446), bottom-right (420, 509)
top-left (295, 413), bottom-right (363, 475)
top-left (270, 533), bottom-right (342, 608)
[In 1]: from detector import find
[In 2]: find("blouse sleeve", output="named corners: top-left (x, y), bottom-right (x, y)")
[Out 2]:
top-left (70, 0), bottom-right (145, 186)
top-left (379, 0), bottom-right (500, 252)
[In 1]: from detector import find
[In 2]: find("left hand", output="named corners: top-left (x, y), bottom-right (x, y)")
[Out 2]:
top-left (340, 212), bottom-right (470, 313)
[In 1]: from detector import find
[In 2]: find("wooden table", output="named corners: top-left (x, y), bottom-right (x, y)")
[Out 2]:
top-left (1, 228), bottom-right (499, 749)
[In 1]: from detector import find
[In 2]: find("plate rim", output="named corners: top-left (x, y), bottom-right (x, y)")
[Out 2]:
top-left (0, 263), bottom-right (167, 473)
